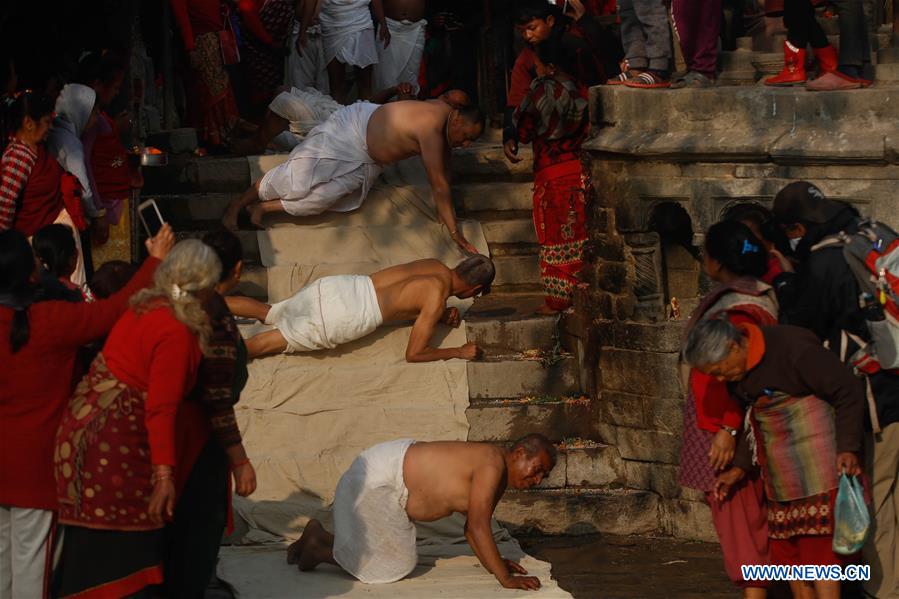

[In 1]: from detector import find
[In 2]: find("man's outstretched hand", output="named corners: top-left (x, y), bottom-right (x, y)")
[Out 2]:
top-left (499, 572), bottom-right (541, 591)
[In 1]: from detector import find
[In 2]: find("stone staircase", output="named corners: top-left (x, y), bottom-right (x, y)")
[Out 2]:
top-left (142, 137), bottom-right (664, 539)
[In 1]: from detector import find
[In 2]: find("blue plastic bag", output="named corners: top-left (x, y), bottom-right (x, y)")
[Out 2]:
top-left (832, 474), bottom-right (870, 555)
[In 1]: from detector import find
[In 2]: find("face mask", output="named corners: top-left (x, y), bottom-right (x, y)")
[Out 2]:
top-left (789, 237), bottom-right (802, 251)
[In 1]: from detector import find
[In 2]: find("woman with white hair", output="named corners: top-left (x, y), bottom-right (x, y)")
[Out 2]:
top-left (52, 239), bottom-right (222, 598)
top-left (683, 317), bottom-right (865, 599)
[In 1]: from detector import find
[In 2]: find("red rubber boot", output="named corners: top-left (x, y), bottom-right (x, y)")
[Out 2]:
top-left (765, 41), bottom-right (807, 86)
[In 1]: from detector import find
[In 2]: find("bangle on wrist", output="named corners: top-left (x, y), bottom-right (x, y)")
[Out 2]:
top-left (231, 458), bottom-right (251, 468)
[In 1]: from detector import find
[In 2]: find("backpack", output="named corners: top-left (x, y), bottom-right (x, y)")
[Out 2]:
top-left (813, 219), bottom-right (899, 371)
top-left (813, 219), bottom-right (899, 434)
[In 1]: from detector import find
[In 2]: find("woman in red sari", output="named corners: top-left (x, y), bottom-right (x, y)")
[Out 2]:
top-left (52, 239), bottom-right (222, 598)
top-left (0, 91), bottom-right (89, 287)
top-left (678, 220), bottom-right (778, 597)
top-left (238, 0), bottom-right (296, 118)
top-left (509, 38), bottom-right (589, 314)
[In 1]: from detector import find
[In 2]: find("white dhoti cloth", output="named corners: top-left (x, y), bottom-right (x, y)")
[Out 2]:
top-left (258, 101), bottom-right (382, 215)
top-left (333, 439), bottom-right (417, 584)
top-left (269, 87), bottom-right (343, 150)
top-left (264, 274), bottom-right (383, 352)
top-left (319, 0), bottom-right (379, 68)
top-left (374, 18), bottom-right (426, 94)
top-left (287, 21), bottom-right (329, 93)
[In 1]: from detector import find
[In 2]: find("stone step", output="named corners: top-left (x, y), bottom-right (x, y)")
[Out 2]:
top-left (879, 47), bottom-right (899, 64)
top-left (452, 144), bottom-right (534, 182)
top-left (466, 397), bottom-right (598, 443)
top-left (465, 293), bottom-right (557, 351)
top-left (177, 230), bottom-right (260, 263)
top-left (482, 219), bottom-right (538, 245)
top-left (494, 488), bottom-right (660, 536)
top-left (490, 242), bottom-right (539, 257)
top-left (457, 182), bottom-right (533, 213)
top-left (467, 354), bottom-right (579, 399)
top-left (875, 63), bottom-right (899, 82)
top-left (492, 254), bottom-right (540, 287)
top-left (154, 192), bottom-right (233, 223)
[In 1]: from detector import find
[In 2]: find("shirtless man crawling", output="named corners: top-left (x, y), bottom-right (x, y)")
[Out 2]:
top-left (287, 435), bottom-right (557, 590)
top-left (221, 99), bottom-right (484, 254)
top-left (225, 255), bottom-right (495, 361)
top-left (230, 85), bottom-right (471, 156)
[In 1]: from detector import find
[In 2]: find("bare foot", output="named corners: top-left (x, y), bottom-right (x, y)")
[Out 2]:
top-left (297, 519), bottom-right (326, 571)
top-left (249, 203), bottom-right (265, 229)
top-left (222, 202), bottom-right (242, 231)
top-left (535, 305), bottom-right (561, 316)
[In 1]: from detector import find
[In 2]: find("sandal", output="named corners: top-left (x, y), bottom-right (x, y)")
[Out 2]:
top-left (625, 70), bottom-right (671, 89)
top-left (671, 71), bottom-right (715, 89)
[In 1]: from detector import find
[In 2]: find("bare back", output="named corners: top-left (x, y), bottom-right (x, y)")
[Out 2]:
top-left (369, 258), bottom-right (453, 322)
top-left (366, 101), bottom-right (452, 165)
top-left (402, 441), bottom-right (507, 522)
top-left (384, 0), bottom-right (425, 21)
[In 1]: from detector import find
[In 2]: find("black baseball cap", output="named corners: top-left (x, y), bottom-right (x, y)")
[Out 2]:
top-left (772, 181), bottom-right (847, 225)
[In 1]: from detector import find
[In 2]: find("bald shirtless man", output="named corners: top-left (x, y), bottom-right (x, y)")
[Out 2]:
top-left (222, 99), bottom-right (484, 254)
top-left (231, 85), bottom-right (471, 156)
top-left (226, 255), bottom-right (495, 361)
top-left (287, 435), bottom-right (556, 590)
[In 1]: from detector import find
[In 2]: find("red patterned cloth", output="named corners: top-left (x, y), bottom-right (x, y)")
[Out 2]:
top-left (188, 32), bottom-right (241, 147)
top-left (678, 389), bottom-right (717, 492)
top-left (513, 75), bottom-right (588, 172)
top-left (55, 354), bottom-right (159, 530)
top-left (768, 489), bottom-right (836, 539)
top-left (0, 138), bottom-right (37, 231)
top-left (532, 160), bottom-right (588, 310)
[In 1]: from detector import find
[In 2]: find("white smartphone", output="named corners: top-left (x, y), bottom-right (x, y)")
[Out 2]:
top-left (138, 199), bottom-right (166, 237)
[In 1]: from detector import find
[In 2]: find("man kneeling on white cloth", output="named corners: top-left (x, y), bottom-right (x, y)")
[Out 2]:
top-left (222, 99), bottom-right (484, 254)
top-left (286, 435), bottom-right (557, 590)
top-left (231, 85), bottom-right (469, 155)
top-left (226, 255), bottom-right (495, 361)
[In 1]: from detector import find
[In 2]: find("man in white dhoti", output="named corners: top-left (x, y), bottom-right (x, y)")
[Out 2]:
top-left (287, 20), bottom-right (329, 94)
top-left (225, 256), bottom-right (494, 361)
top-left (298, 0), bottom-right (388, 104)
top-left (286, 435), bottom-right (556, 590)
top-left (230, 85), bottom-right (468, 155)
top-left (373, 0), bottom-right (426, 94)
top-left (222, 99), bottom-right (484, 254)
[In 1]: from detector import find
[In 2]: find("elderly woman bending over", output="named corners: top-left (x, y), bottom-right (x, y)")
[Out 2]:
top-left (683, 318), bottom-right (865, 599)
top-left (52, 239), bottom-right (222, 598)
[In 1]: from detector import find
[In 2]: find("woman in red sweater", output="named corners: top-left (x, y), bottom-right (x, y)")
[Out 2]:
top-left (52, 239), bottom-right (222, 598)
top-left (0, 92), bottom-right (89, 287)
top-left (0, 224), bottom-right (173, 599)
top-left (677, 220), bottom-right (778, 597)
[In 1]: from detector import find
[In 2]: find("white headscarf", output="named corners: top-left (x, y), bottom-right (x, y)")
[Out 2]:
top-left (47, 84), bottom-right (98, 216)
top-left (54, 84), bottom-right (97, 138)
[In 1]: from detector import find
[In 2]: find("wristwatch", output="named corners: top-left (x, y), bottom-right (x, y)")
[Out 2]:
top-left (721, 425), bottom-right (738, 437)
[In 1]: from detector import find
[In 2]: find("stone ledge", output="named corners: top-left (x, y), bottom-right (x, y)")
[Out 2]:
top-left (496, 488), bottom-right (660, 536)
top-left (659, 499), bottom-right (716, 543)
top-left (598, 348), bottom-right (683, 399)
top-left (466, 398), bottom-right (598, 442)
top-left (597, 423), bottom-right (681, 464)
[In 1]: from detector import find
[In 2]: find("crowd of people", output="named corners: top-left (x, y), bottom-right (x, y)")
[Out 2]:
top-left (679, 182), bottom-right (899, 598)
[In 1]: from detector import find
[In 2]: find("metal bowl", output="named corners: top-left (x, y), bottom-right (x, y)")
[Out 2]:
top-left (140, 151), bottom-right (168, 167)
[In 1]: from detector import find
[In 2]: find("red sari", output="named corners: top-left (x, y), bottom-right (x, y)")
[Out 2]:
top-left (53, 305), bottom-right (203, 598)
top-left (514, 75), bottom-right (589, 310)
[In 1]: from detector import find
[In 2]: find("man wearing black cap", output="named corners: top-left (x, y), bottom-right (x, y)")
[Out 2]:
top-left (772, 180), bottom-right (899, 598)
